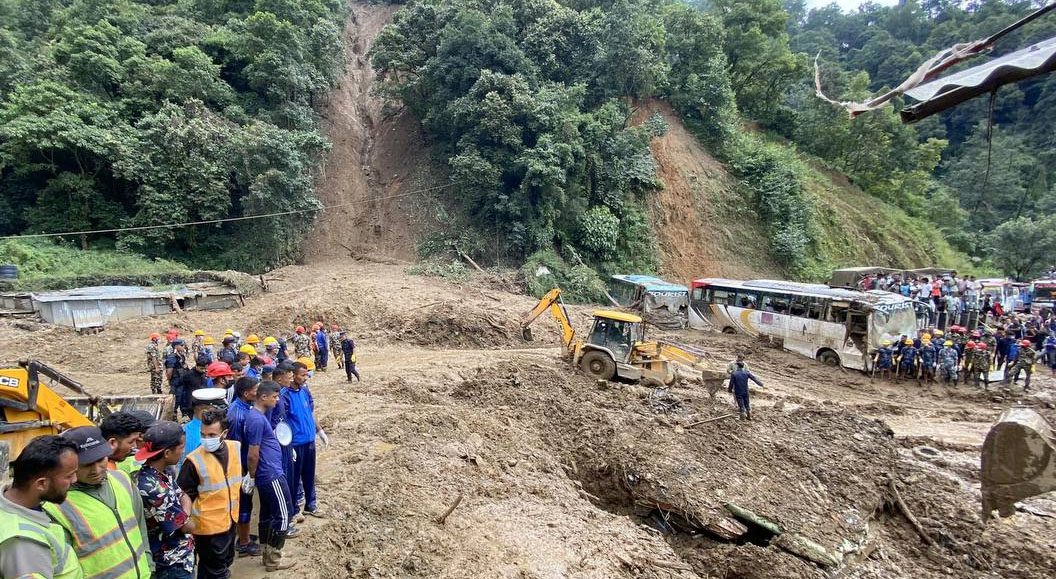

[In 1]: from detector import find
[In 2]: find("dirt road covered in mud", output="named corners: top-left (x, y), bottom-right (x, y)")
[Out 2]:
top-left (2, 260), bottom-right (1054, 578)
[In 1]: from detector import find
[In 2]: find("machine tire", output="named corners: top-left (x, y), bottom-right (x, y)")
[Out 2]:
top-left (722, 327), bottom-right (737, 335)
top-left (817, 349), bottom-right (841, 368)
top-left (580, 351), bottom-right (616, 381)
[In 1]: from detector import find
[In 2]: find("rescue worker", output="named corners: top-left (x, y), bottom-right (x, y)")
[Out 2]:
top-left (191, 330), bottom-right (205, 363)
top-left (1044, 333), bottom-right (1056, 376)
top-left (974, 342), bottom-right (992, 389)
top-left (872, 340), bottom-right (895, 380)
top-left (938, 340), bottom-right (959, 385)
top-left (100, 411), bottom-right (146, 473)
top-left (291, 327), bottom-right (310, 358)
top-left (284, 361), bottom-right (329, 519)
top-left (165, 339), bottom-right (189, 416)
top-left (147, 333), bottom-right (164, 395)
top-left (225, 378), bottom-right (262, 558)
top-left (918, 338), bottom-right (938, 384)
top-left (182, 387), bottom-right (229, 461)
top-left (313, 324), bottom-right (328, 371)
top-left (177, 407), bottom-right (242, 579)
top-left (202, 336), bottom-right (217, 363)
top-left (897, 339), bottom-right (918, 382)
top-left (46, 426), bottom-right (152, 579)
top-left (995, 331), bottom-right (1012, 370)
top-left (135, 421), bottom-right (195, 579)
top-left (164, 329), bottom-right (180, 358)
top-left (174, 354), bottom-right (210, 421)
top-left (727, 362), bottom-right (764, 420)
top-left (245, 334), bottom-right (261, 353)
top-left (219, 337), bottom-right (238, 365)
top-left (725, 353), bottom-right (749, 377)
top-left (1, 435), bottom-right (82, 579)
top-left (204, 360), bottom-right (237, 407)
top-left (341, 331), bottom-right (361, 382)
top-left (261, 337), bottom-right (280, 365)
top-left (328, 325), bottom-right (343, 369)
top-left (962, 341), bottom-right (976, 383)
top-left (246, 381), bottom-right (296, 571)
top-left (271, 362), bottom-right (298, 528)
top-left (1008, 339), bottom-right (1037, 391)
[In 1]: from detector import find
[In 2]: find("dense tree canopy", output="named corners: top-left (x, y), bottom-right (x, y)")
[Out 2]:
top-left (0, 0), bottom-right (344, 270)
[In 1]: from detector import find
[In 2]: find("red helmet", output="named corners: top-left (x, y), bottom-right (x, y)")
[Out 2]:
top-left (977, 342), bottom-right (988, 350)
top-left (295, 326), bottom-right (306, 334)
top-left (206, 361), bottom-right (236, 378)
top-left (971, 331), bottom-right (981, 338)
top-left (1021, 340), bottom-right (1032, 347)
top-left (964, 342), bottom-right (976, 350)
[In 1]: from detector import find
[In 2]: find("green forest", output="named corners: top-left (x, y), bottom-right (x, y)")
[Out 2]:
top-left (1, 0), bottom-right (1054, 285)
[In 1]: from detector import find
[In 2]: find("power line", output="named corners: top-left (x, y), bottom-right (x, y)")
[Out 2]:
top-left (0, 182), bottom-right (460, 240)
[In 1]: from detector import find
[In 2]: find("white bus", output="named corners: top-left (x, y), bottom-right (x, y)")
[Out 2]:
top-left (688, 278), bottom-right (918, 371)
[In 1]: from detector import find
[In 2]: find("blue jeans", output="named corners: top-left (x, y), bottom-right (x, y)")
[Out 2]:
top-left (735, 394), bottom-right (750, 414)
top-left (290, 442), bottom-right (317, 513)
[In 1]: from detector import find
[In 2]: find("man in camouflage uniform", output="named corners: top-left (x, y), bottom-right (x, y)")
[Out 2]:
top-left (973, 342), bottom-right (992, 389)
top-left (1007, 339), bottom-right (1037, 391)
top-left (191, 329), bottom-right (205, 362)
top-left (328, 325), bottom-right (343, 369)
top-left (292, 326), bottom-right (311, 358)
top-left (146, 333), bottom-right (164, 394)
top-left (938, 340), bottom-right (959, 385)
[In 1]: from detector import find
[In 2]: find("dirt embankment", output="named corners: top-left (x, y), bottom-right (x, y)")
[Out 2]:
top-left (306, 1), bottom-right (440, 263)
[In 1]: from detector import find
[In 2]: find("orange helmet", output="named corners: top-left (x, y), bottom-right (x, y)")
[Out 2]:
top-left (295, 326), bottom-right (306, 334)
top-left (964, 342), bottom-right (976, 350)
top-left (149, 332), bottom-right (161, 341)
top-left (312, 322), bottom-right (323, 330)
top-left (1021, 340), bottom-right (1032, 347)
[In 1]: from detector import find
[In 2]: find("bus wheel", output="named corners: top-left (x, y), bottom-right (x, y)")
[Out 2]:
top-left (580, 351), bottom-right (616, 381)
top-left (722, 327), bottom-right (737, 335)
top-left (817, 349), bottom-right (841, 368)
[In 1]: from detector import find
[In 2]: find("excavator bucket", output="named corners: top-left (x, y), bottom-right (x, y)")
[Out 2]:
top-left (980, 407), bottom-right (1056, 521)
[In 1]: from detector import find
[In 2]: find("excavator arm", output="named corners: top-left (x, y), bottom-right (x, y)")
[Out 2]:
top-left (521, 288), bottom-right (577, 353)
top-left (0, 361), bottom-right (95, 430)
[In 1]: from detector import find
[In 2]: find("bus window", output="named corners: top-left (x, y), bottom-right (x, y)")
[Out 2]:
top-left (736, 291), bottom-right (759, 309)
top-left (789, 296), bottom-right (810, 318)
top-left (708, 289), bottom-right (733, 304)
top-left (762, 293), bottom-right (791, 314)
top-left (808, 298), bottom-right (828, 320)
top-left (827, 302), bottom-right (850, 323)
top-left (692, 287), bottom-right (704, 301)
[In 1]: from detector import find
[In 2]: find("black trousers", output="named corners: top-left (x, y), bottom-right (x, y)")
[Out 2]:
top-left (194, 525), bottom-right (235, 579)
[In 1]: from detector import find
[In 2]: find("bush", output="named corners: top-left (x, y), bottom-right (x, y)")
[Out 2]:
top-left (406, 258), bottom-right (472, 282)
top-left (521, 249), bottom-right (607, 304)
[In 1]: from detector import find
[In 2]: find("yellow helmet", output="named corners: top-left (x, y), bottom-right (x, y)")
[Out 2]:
top-left (934, 329), bottom-right (944, 336)
top-left (263, 336), bottom-right (278, 346)
top-left (194, 329), bottom-right (205, 336)
top-left (246, 334), bottom-right (261, 344)
top-left (203, 336), bottom-right (216, 346)
top-left (904, 339), bottom-right (913, 345)
top-left (922, 333), bottom-right (931, 341)
top-left (239, 345), bottom-right (258, 356)
top-left (944, 340), bottom-right (953, 346)
top-left (881, 339), bottom-right (892, 346)
top-left (296, 356), bottom-right (316, 371)
top-left (224, 329), bottom-right (235, 336)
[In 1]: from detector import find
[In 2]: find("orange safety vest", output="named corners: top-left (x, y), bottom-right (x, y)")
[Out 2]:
top-left (185, 440), bottom-right (242, 535)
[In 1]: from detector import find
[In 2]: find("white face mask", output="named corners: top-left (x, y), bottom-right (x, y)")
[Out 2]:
top-left (202, 437), bottom-right (223, 453)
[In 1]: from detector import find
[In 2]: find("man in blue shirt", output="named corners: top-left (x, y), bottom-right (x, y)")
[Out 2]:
top-left (727, 362), bottom-right (764, 420)
top-left (226, 378), bottom-right (260, 558)
top-left (283, 362), bottom-right (329, 518)
top-left (245, 381), bottom-right (295, 571)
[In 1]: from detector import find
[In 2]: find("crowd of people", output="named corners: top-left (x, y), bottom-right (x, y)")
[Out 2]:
top-left (871, 319), bottom-right (1056, 389)
top-left (1, 323), bottom-right (358, 579)
top-left (855, 271), bottom-right (1009, 327)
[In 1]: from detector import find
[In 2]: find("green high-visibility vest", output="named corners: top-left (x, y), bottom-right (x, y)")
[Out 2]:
top-left (44, 471), bottom-right (151, 579)
top-left (0, 509), bottom-right (84, 579)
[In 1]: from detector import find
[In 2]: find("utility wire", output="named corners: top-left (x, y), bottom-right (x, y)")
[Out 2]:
top-left (0, 181), bottom-right (460, 241)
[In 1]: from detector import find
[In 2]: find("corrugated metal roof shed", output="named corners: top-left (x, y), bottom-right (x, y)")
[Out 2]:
top-left (902, 36), bottom-right (1056, 123)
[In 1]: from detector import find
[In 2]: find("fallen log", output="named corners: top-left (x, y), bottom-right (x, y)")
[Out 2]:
top-left (436, 493), bottom-right (464, 526)
top-left (888, 479), bottom-right (934, 546)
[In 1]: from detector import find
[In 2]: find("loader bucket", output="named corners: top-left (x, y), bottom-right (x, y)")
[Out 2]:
top-left (66, 394), bottom-right (176, 423)
top-left (980, 407), bottom-right (1056, 521)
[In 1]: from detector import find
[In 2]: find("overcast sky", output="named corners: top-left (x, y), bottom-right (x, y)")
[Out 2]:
top-left (804, 0), bottom-right (900, 12)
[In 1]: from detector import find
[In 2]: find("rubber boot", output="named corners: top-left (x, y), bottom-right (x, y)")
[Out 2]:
top-left (266, 546), bottom-right (296, 572)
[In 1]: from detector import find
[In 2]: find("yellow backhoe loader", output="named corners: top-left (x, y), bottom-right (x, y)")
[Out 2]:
top-left (521, 288), bottom-right (724, 388)
top-left (981, 407), bottom-right (1056, 521)
top-left (1, 360), bottom-right (174, 479)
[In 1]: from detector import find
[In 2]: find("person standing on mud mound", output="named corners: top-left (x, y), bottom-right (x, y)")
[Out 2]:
top-left (725, 353), bottom-right (749, 377)
top-left (341, 332), bottom-right (361, 382)
top-left (292, 326), bottom-right (311, 359)
top-left (727, 362), bottom-right (763, 420)
top-left (329, 325), bottom-right (343, 369)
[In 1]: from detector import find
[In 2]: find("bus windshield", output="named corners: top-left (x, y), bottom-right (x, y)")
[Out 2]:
top-left (1034, 285), bottom-right (1056, 300)
top-left (870, 303), bottom-right (918, 344)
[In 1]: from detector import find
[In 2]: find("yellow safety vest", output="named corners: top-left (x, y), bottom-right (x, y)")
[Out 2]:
top-left (185, 441), bottom-right (242, 535)
top-left (0, 509), bottom-right (84, 579)
top-left (43, 471), bottom-right (150, 579)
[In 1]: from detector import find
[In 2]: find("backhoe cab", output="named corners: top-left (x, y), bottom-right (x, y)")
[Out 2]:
top-left (522, 288), bottom-right (721, 388)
